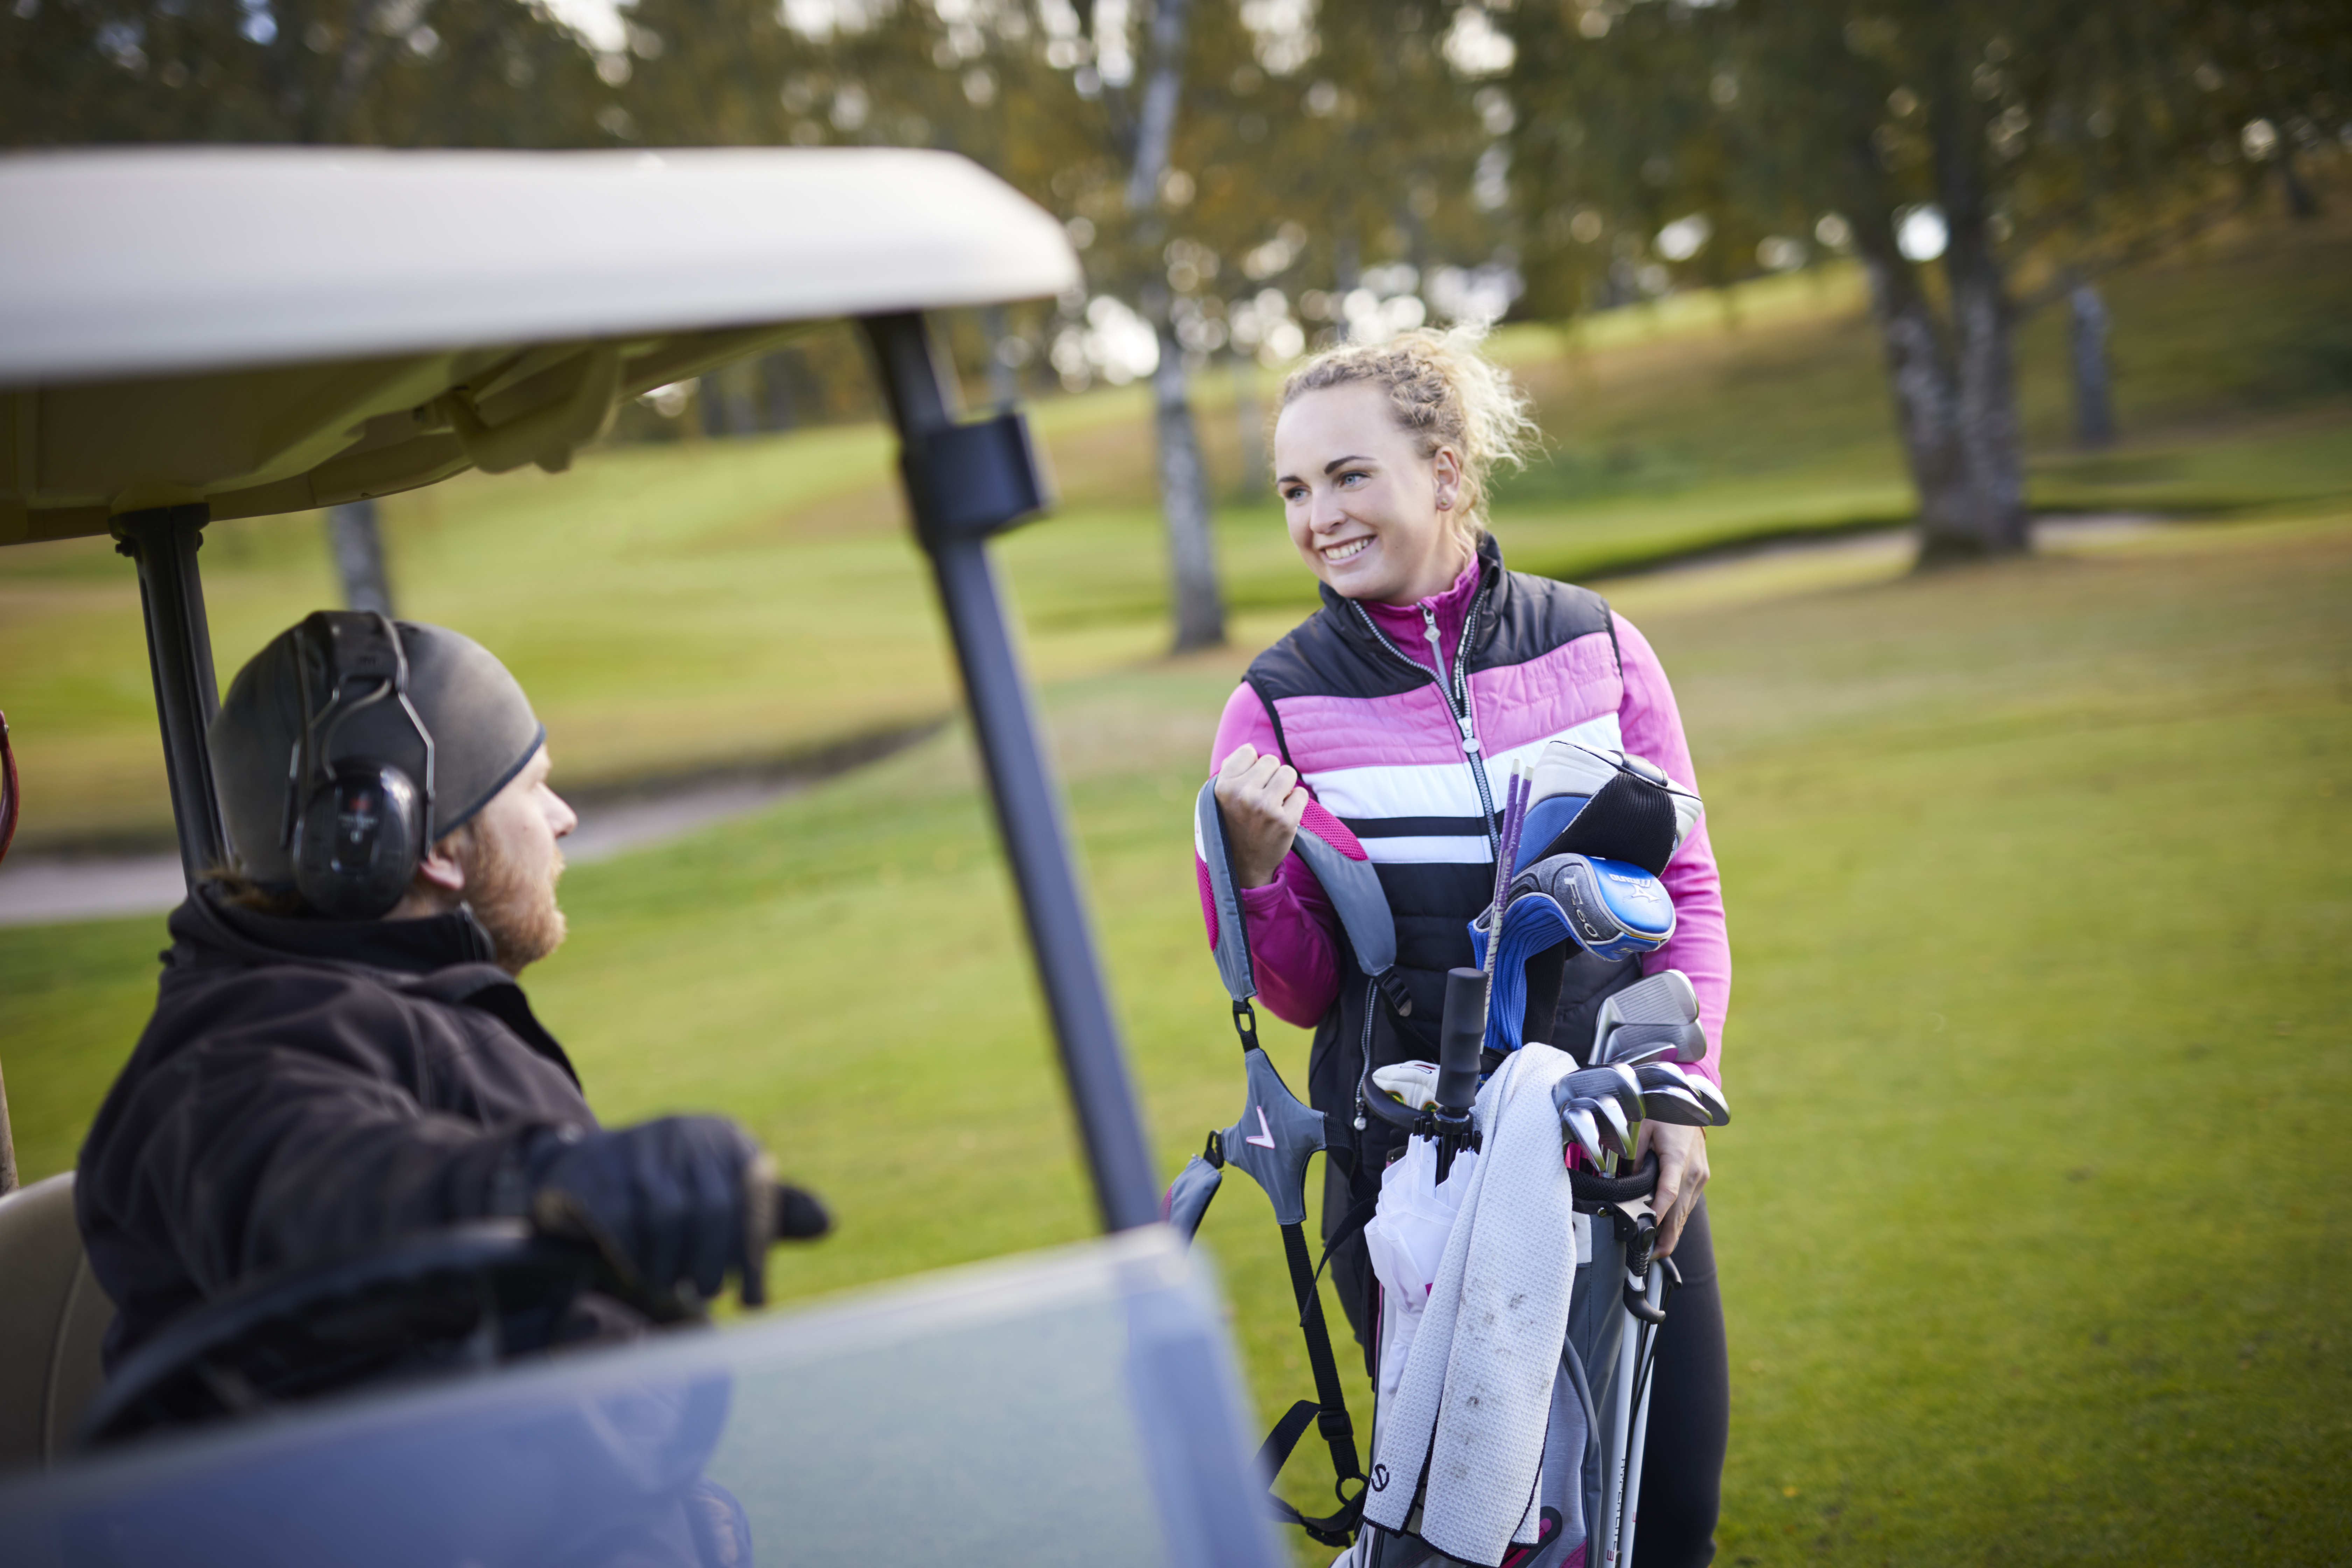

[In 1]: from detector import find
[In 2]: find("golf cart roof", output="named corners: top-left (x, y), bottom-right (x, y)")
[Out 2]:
top-left (0, 146), bottom-right (1080, 546)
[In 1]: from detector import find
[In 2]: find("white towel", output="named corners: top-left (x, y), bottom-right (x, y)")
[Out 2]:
top-left (1361, 1043), bottom-right (1582, 1567)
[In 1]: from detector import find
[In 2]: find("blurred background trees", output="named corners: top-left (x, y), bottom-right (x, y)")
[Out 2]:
top-left (5, 0), bottom-right (2343, 596)
top-left (1508, 0), bottom-right (2350, 561)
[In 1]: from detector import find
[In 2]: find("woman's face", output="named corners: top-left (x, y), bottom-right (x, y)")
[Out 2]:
top-left (1273, 382), bottom-right (1467, 606)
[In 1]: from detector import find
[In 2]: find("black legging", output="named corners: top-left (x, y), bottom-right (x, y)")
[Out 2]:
top-left (1635, 1196), bottom-right (1727, 1568)
top-left (1325, 1171), bottom-right (1728, 1567)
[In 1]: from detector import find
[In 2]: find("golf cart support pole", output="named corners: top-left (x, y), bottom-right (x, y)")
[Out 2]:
top-left (112, 504), bottom-right (228, 888)
top-left (859, 312), bottom-right (1161, 1234)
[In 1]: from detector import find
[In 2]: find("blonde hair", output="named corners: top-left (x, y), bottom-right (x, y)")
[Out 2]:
top-left (1275, 323), bottom-right (1542, 541)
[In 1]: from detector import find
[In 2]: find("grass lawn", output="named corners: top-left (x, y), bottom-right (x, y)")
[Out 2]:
top-left (6, 509), bottom-right (2347, 1561)
top-left (2, 186), bottom-right (2347, 1559)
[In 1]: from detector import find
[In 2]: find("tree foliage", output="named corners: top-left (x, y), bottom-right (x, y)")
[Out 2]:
top-left (1508, 0), bottom-right (2350, 560)
top-left (7, 0), bottom-right (2343, 573)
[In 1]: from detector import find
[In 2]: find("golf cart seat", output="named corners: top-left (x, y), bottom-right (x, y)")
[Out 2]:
top-left (0, 1176), bottom-right (113, 1473)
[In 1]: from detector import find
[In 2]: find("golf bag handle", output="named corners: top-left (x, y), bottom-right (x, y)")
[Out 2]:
top-left (1568, 1153), bottom-right (1659, 1206)
top-left (1570, 1152), bottom-right (1670, 1324)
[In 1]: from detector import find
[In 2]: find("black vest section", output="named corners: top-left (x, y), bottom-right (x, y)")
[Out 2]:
top-left (1240, 536), bottom-right (1639, 1177)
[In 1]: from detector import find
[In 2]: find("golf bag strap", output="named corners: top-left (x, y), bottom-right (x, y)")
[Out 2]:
top-left (1308, 1192), bottom-right (1381, 1296)
top-left (1194, 778), bottom-right (1408, 1015)
top-left (1279, 1219), bottom-right (1364, 1483)
top-left (1256, 1401), bottom-right (1367, 1549)
top-left (1196, 779), bottom-right (1259, 1004)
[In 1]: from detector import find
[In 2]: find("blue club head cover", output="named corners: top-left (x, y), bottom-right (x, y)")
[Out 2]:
top-left (1516, 852), bottom-right (1676, 963)
top-left (1470, 853), bottom-right (1679, 1056)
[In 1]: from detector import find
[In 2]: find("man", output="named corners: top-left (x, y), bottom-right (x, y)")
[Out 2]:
top-left (77, 611), bottom-right (804, 1376)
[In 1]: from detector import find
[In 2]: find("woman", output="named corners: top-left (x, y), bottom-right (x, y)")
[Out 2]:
top-left (1203, 327), bottom-right (1730, 1564)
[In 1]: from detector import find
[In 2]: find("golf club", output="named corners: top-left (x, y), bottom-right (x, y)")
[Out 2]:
top-left (1683, 1074), bottom-right (1731, 1127)
top-left (1558, 1102), bottom-right (1607, 1167)
top-left (1555, 1064), bottom-right (1646, 1126)
top-left (1634, 1084), bottom-right (1713, 1126)
top-left (1596, 1017), bottom-right (1709, 1068)
top-left (1581, 1091), bottom-right (1633, 1156)
top-left (1631, 1060), bottom-right (1732, 1129)
top-left (1589, 968), bottom-right (1700, 1064)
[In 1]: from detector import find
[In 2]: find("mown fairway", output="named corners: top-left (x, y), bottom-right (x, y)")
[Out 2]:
top-left (7, 513), bottom-right (2346, 1561)
top-left (3, 204), bottom-right (2348, 1561)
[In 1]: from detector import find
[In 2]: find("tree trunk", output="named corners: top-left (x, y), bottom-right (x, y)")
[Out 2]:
top-left (1124, 0), bottom-right (1192, 212)
top-left (2277, 146), bottom-right (2318, 219)
top-left (700, 373), bottom-right (728, 440)
top-left (2069, 278), bottom-right (2116, 450)
top-left (1121, 0), bottom-right (1221, 650)
top-left (1155, 313), bottom-right (1225, 651)
top-left (1854, 219), bottom-right (1975, 552)
top-left (327, 499), bottom-right (396, 616)
top-left (761, 351), bottom-right (799, 432)
top-left (723, 364), bottom-right (758, 437)
top-left (982, 302), bottom-right (1020, 410)
top-left (1231, 352), bottom-right (1266, 501)
top-left (1922, 68), bottom-right (2029, 563)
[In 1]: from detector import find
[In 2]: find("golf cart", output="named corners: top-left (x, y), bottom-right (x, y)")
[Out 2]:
top-left (0, 147), bottom-right (1280, 1566)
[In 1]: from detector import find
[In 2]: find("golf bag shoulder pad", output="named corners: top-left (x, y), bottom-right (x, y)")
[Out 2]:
top-left (1195, 778), bottom-right (1401, 1006)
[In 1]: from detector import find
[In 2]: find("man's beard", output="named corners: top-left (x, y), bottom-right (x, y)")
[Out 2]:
top-left (464, 823), bottom-right (566, 974)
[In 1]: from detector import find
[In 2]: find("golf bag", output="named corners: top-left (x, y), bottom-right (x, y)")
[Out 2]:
top-left (1171, 741), bottom-right (1711, 1567)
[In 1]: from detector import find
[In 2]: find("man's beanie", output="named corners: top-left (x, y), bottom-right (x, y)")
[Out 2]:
top-left (209, 616), bottom-right (545, 886)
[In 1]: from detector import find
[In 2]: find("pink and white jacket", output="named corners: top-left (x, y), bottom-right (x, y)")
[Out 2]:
top-left (1199, 536), bottom-right (1729, 1169)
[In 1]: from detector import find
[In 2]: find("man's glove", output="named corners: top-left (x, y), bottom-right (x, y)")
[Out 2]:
top-left (525, 1116), bottom-right (813, 1309)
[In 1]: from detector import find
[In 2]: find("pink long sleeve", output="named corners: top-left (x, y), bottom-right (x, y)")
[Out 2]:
top-left (1202, 684), bottom-right (1344, 1028)
top-left (1614, 614), bottom-right (1733, 1087)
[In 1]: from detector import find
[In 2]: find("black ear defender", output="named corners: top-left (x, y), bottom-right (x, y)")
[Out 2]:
top-left (284, 612), bottom-right (438, 920)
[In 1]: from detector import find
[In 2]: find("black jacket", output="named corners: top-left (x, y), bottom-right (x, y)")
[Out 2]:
top-left (76, 887), bottom-right (597, 1368)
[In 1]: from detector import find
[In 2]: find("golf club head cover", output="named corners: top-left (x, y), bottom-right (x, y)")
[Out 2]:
top-left (1193, 777), bottom-right (1410, 1015)
top-left (525, 1115), bottom-right (788, 1309)
top-left (1515, 853), bottom-right (1677, 962)
top-left (1216, 1047), bottom-right (1327, 1227)
top-left (1370, 1059), bottom-right (1442, 1111)
top-left (1162, 1153), bottom-right (1224, 1244)
top-left (1468, 855), bottom-right (1678, 1055)
top-left (1516, 739), bottom-right (1702, 878)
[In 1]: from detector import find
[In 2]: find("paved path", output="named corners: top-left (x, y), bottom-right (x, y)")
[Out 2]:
top-left (0, 773), bottom-right (807, 928)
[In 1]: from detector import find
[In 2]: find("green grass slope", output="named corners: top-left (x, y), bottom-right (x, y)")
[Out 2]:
top-left (7, 509), bottom-right (2346, 1561)
top-left (2, 200), bottom-right (2344, 851)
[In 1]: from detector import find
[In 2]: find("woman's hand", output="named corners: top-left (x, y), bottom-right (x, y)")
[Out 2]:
top-left (1640, 1119), bottom-right (1710, 1258)
top-left (1213, 743), bottom-right (1310, 888)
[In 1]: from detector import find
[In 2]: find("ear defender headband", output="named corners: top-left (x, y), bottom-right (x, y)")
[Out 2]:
top-left (282, 611), bottom-right (438, 920)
